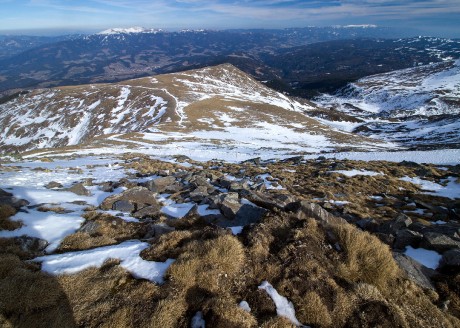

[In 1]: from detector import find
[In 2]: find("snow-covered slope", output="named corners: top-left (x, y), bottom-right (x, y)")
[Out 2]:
top-left (0, 64), bottom-right (389, 156)
top-left (314, 60), bottom-right (460, 147)
top-left (98, 27), bottom-right (163, 35)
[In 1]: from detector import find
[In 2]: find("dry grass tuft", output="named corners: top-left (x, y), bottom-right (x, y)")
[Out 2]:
top-left (0, 253), bottom-right (76, 327)
top-left (203, 296), bottom-right (257, 328)
top-left (58, 259), bottom-right (160, 327)
top-left (58, 212), bottom-right (146, 252)
top-left (167, 234), bottom-right (245, 294)
top-left (259, 316), bottom-right (297, 328)
top-left (435, 273), bottom-right (460, 318)
top-left (150, 297), bottom-right (187, 328)
top-left (332, 222), bottom-right (399, 289)
top-left (142, 230), bottom-right (194, 262)
top-left (57, 231), bottom-right (116, 252)
top-left (0, 238), bottom-right (34, 259)
top-left (0, 205), bottom-right (20, 230)
top-left (297, 291), bottom-right (332, 327)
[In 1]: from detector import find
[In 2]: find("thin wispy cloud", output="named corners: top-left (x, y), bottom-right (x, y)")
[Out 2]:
top-left (0, 0), bottom-right (458, 36)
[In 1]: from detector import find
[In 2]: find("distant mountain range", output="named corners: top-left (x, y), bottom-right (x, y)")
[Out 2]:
top-left (3, 26), bottom-right (457, 97)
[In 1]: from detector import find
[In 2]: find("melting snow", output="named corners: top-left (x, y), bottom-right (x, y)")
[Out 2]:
top-left (191, 311), bottom-right (206, 328)
top-left (239, 301), bottom-right (251, 313)
top-left (400, 176), bottom-right (460, 199)
top-left (259, 281), bottom-right (303, 327)
top-left (332, 169), bottom-right (383, 177)
top-left (404, 246), bottom-right (442, 269)
top-left (230, 226), bottom-right (244, 235)
top-left (33, 240), bottom-right (174, 283)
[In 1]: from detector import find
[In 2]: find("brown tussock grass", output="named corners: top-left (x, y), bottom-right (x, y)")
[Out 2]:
top-left (167, 234), bottom-right (245, 294)
top-left (0, 205), bottom-right (21, 230)
top-left (388, 279), bottom-right (460, 328)
top-left (435, 273), bottom-right (460, 318)
top-left (150, 297), bottom-right (188, 328)
top-left (202, 296), bottom-right (258, 328)
top-left (260, 316), bottom-right (297, 328)
top-left (58, 212), bottom-right (146, 252)
top-left (331, 222), bottom-right (399, 290)
top-left (0, 253), bottom-right (76, 328)
top-left (297, 291), bottom-right (332, 327)
top-left (0, 238), bottom-right (38, 259)
top-left (58, 259), bottom-right (160, 327)
top-left (141, 230), bottom-right (195, 262)
top-left (0, 267), bottom-right (59, 314)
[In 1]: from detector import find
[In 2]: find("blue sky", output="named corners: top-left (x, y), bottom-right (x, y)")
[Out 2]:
top-left (1, 0), bottom-right (459, 37)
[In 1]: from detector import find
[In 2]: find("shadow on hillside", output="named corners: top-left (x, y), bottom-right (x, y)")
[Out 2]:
top-left (0, 249), bottom-right (77, 328)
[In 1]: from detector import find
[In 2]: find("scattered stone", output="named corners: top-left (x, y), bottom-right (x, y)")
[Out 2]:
top-left (158, 170), bottom-right (170, 177)
top-left (146, 176), bottom-right (176, 193)
top-left (242, 157), bottom-right (261, 165)
top-left (174, 155), bottom-right (191, 162)
top-left (378, 213), bottom-right (412, 235)
top-left (375, 233), bottom-right (395, 246)
top-left (393, 229), bottom-right (423, 250)
top-left (241, 191), bottom-right (296, 211)
top-left (164, 182), bottom-right (184, 194)
top-left (393, 252), bottom-right (435, 290)
top-left (440, 249), bottom-right (460, 268)
top-left (133, 205), bottom-right (162, 219)
top-left (229, 180), bottom-right (251, 192)
top-left (356, 218), bottom-right (379, 232)
top-left (286, 201), bottom-right (346, 225)
top-left (217, 177), bottom-right (233, 190)
top-left (100, 186), bottom-right (159, 211)
top-left (45, 181), bottom-right (63, 189)
top-left (0, 189), bottom-right (30, 209)
top-left (13, 236), bottom-right (48, 255)
top-left (99, 181), bottom-right (116, 192)
top-left (79, 221), bottom-right (100, 234)
top-left (190, 186), bottom-right (209, 202)
top-left (219, 193), bottom-right (242, 220)
top-left (0, 188), bottom-right (13, 197)
top-left (415, 200), bottom-right (450, 216)
top-left (112, 200), bottom-right (136, 213)
top-left (281, 156), bottom-right (303, 165)
top-left (400, 161), bottom-right (422, 168)
top-left (144, 224), bottom-right (175, 239)
top-left (421, 232), bottom-right (460, 252)
top-left (82, 178), bottom-right (95, 186)
top-left (67, 183), bottom-right (91, 196)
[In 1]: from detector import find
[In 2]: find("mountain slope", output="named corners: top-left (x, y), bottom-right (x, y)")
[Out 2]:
top-left (0, 64), bottom-right (389, 156)
top-left (313, 60), bottom-right (460, 148)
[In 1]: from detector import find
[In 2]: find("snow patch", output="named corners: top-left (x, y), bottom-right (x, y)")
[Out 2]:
top-left (258, 281), bottom-right (303, 327)
top-left (34, 240), bottom-right (174, 283)
top-left (404, 246), bottom-right (442, 269)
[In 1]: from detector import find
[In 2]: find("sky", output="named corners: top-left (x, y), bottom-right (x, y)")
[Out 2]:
top-left (1, 0), bottom-right (459, 37)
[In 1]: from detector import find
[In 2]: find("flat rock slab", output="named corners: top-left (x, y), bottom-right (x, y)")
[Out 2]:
top-left (100, 186), bottom-right (159, 211)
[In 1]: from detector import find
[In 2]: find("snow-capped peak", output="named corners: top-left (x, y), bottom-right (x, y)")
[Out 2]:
top-left (98, 27), bottom-right (162, 35)
top-left (333, 24), bottom-right (378, 29)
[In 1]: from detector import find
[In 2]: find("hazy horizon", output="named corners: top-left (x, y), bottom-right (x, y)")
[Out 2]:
top-left (1, 0), bottom-right (459, 38)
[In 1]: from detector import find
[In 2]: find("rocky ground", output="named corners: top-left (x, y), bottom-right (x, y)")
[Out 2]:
top-left (0, 153), bottom-right (459, 327)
